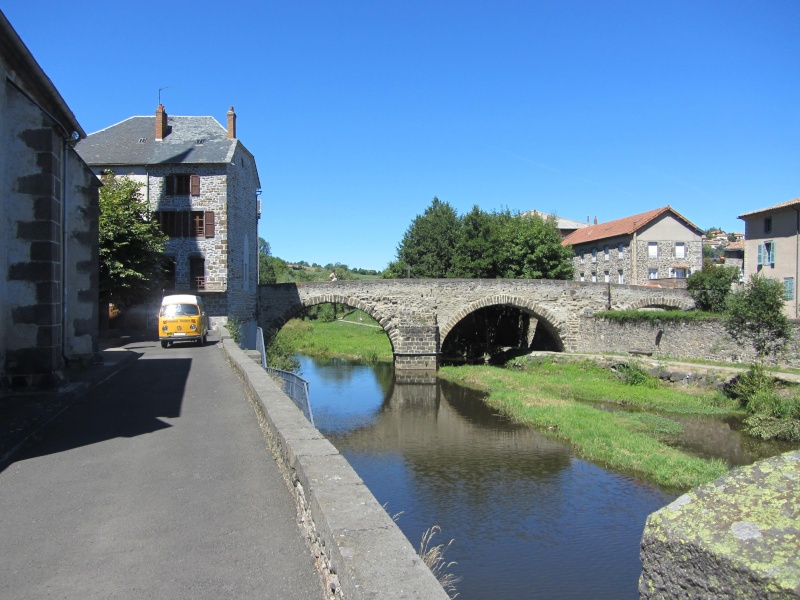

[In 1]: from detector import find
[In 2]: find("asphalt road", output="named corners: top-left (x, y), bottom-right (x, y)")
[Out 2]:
top-left (0, 336), bottom-right (326, 599)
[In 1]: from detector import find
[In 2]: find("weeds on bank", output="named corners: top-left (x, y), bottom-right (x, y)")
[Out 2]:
top-left (419, 526), bottom-right (460, 599)
top-left (727, 363), bottom-right (800, 442)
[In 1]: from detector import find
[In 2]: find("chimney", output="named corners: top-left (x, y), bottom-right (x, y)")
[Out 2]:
top-left (155, 104), bottom-right (168, 141)
top-left (227, 106), bottom-right (236, 139)
top-left (593, 216), bottom-right (598, 225)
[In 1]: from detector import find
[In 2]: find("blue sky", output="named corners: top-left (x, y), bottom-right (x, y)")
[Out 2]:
top-left (4, 1), bottom-right (799, 271)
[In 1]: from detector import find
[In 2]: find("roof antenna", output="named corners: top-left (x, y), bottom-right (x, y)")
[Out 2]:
top-left (158, 86), bottom-right (170, 105)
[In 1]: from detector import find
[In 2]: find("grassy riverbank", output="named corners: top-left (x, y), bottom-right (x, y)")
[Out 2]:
top-left (276, 312), bottom-right (740, 489)
top-left (278, 312), bottom-right (394, 362)
top-left (438, 360), bottom-right (736, 490)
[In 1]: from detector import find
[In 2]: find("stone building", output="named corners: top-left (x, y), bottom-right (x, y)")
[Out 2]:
top-left (561, 206), bottom-right (703, 287)
top-left (738, 197), bottom-right (800, 319)
top-left (76, 104), bottom-right (261, 338)
top-left (0, 10), bottom-right (100, 388)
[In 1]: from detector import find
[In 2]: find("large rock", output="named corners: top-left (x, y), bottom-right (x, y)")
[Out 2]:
top-left (640, 450), bottom-right (800, 599)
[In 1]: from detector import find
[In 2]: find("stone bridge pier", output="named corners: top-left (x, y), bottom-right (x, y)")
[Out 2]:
top-left (257, 279), bottom-right (694, 370)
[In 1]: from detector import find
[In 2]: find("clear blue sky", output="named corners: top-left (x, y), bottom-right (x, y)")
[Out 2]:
top-left (5, 1), bottom-right (799, 271)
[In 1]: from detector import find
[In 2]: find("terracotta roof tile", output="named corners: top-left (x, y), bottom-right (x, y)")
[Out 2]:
top-left (561, 206), bottom-right (700, 246)
top-left (738, 198), bottom-right (800, 219)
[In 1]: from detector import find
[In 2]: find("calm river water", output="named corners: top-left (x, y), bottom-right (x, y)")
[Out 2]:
top-left (301, 355), bottom-right (682, 599)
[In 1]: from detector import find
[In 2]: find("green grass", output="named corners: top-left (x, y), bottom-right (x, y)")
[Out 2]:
top-left (438, 359), bottom-right (736, 490)
top-left (279, 311), bottom-right (393, 362)
top-left (594, 309), bottom-right (719, 323)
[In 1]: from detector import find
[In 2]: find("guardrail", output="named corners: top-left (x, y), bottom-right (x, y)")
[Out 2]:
top-left (256, 327), bottom-right (314, 427)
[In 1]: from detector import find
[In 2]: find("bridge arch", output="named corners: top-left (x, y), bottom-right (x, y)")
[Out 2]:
top-left (266, 293), bottom-right (398, 352)
top-left (440, 295), bottom-right (567, 353)
top-left (620, 295), bottom-right (696, 311)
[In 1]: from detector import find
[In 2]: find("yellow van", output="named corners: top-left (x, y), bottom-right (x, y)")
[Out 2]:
top-left (158, 294), bottom-right (209, 348)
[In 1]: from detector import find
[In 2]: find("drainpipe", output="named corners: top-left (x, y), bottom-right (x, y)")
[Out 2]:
top-left (795, 207), bottom-right (799, 319)
top-left (632, 231), bottom-right (638, 284)
top-left (61, 139), bottom-right (69, 366)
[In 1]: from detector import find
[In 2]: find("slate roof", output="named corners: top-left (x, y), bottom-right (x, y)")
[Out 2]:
top-left (738, 198), bottom-right (800, 219)
top-left (561, 206), bottom-right (702, 246)
top-left (521, 210), bottom-right (589, 231)
top-left (75, 115), bottom-right (236, 166)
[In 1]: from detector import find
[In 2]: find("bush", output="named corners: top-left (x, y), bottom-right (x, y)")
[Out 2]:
top-left (615, 362), bottom-right (660, 388)
top-left (265, 331), bottom-right (300, 372)
top-left (744, 414), bottom-right (800, 442)
top-left (686, 261), bottom-right (740, 312)
top-left (726, 363), bottom-right (775, 407)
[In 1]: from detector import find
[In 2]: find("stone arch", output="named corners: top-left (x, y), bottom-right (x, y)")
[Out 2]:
top-left (268, 293), bottom-right (398, 352)
top-left (621, 295), bottom-right (696, 311)
top-left (440, 295), bottom-right (567, 352)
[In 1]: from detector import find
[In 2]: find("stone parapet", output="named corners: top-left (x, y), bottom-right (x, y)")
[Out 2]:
top-left (640, 450), bottom-right (800, 599)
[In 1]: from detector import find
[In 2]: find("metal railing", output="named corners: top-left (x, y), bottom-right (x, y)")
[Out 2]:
top-left (256, 327), bottom-right (314, 427)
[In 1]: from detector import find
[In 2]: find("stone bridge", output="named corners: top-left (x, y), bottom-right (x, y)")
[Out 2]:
top-left (257, 279), bottom-right (695, 370)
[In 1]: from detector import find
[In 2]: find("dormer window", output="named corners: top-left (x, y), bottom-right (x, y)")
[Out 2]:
top-left (195, 139), bottom-right (205, 145)
top-left (138, 137), bottom-right (147, 143)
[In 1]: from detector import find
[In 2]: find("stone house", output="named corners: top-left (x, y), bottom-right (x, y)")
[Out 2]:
top-left (561, 206), bottom-right (703, 286)
top-left (738, 198), bottom-right (800, 319)
top-left (0, 10), bottom-right (100, 388)
top-left (521, 209), bottom-right (589, 238)
top-left (76, 104), bottom-right (261, 338)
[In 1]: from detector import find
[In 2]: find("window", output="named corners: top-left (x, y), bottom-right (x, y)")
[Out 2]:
top-left (592, 272), bottom-right (597, 283)
top-left (757, 241), bottom-right (775, 267)
top-left (190, 256), bottom-right (205, 290)
top-left (591, 248), bottom-right (597, 263)
top-left (675, 268), bottom-right (687, 279)
top-left (675, 243), bottom-right (685, 259)
top-left (784, 278), bottom-right (794, 300)
top-left (618, 243), bottom-right (624, 258)
top-left (765, 217), bottom-right (772, 234)
top-left (580, 253), bottom-right (585, 264)
top-left (604, 246), bottom-right (609, 261)
top-left (648, 268), bottom-right (658, 280)
top-left (580, 273), bottom-right (585, 282)
top-left (154, 211), bottom-right (215, 238)
top-left (604, 271), bottom-right (609, 283)
top-left (618, 270), bottom-right (624, 284)
top-left (166, 173), bottom-right (200, 196)
top-left (648, 242), bottom-right (658, 258)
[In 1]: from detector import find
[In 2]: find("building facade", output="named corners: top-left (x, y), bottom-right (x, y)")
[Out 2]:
top-left (738, 198), bottom-right (800, 319)
top-left (561, 206), bottom-right (703, 287)
top-left (1, 10), bottom-right (100, 388)
top-left (76, 105), bottom-right (261, 335)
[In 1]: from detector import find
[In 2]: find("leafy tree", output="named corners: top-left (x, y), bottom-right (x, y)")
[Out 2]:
top-left (386, 197), bottom-right (460, 278)
top-left (496, 211), bottom-right (574, 279)
top-left (99, 173), bottom-right (167, 307)
top-left (452, 205), bottom-right (500, 278)
top-left (258, 237), bottom-right (271, 257)
top-left (725, 273), bottom-right (791, 360)
top-left (686, 260), bottom-right (740, 312)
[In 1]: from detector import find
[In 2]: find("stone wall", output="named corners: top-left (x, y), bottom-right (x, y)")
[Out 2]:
top-left (576, 316), bottom-right (800, 368)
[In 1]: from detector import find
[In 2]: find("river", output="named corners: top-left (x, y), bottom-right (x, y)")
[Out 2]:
top-left (301, 355), bottom-right (682, 599)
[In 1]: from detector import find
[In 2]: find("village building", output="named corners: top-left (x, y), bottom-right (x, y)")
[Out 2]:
top-left (75, 104), bottom-right (261, 338)
top-left (521, 210), bottom-right (590, 238)
top-left (738, 198), bottom-right (800, 319)
top-left (0, 10), bottom-right (100, 388)
top-left (561, 206), bottom-right (704, 287)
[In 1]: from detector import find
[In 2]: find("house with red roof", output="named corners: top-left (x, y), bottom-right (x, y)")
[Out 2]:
top-left (738, 198), bottom-right (800, 319)
top-left (561, 206), bottom-right (703, 286)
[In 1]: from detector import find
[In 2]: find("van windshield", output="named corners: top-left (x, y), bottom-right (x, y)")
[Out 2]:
top-left (160, 303), bottom-right (200, 317)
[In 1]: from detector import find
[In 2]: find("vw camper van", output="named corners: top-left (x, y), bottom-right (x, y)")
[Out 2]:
top-left (158, 294), bottom-right (208, 348)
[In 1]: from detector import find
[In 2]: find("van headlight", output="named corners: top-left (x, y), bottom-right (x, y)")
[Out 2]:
top-left (190, 323), bottom-right (197, 331)
top-left (162, 325), bottom-right (168, 332)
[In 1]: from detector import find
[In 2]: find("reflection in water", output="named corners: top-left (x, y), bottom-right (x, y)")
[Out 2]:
top-left (302, 356), bottom-right (680, 599)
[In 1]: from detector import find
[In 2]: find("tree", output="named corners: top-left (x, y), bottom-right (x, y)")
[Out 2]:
top-left (725, 273), bottom-right (791, 360)
top-left (496, 211), bottom-right (574, 279)
top-left (686, 260), bottom-right (740, 312)
top-left (386, 197), bottom-right (461, 278)
top-left (451, 205), bottom-right (501, 278)
top-left (99, 173), bottom-right (167, 307)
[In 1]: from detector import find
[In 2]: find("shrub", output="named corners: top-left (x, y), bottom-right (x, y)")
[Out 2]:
top-left (726, 363), bottom-right (775, 407)
top-left (615, 362), bottom-right (660, 388)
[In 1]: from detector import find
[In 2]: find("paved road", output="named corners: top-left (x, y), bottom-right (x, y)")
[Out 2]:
top-left (0, 336), bottom-right (326, 599)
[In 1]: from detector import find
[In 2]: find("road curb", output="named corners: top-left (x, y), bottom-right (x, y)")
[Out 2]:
top-left (219, 329), bottom-right (449, 600)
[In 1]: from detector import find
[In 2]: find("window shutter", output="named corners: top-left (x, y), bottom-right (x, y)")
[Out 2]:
top-left (190, 174), bottom-right (201, 196)
top-left (204, 211), bottom-right (215, 238)
top-left (757, 244), bottom-right (763, 266)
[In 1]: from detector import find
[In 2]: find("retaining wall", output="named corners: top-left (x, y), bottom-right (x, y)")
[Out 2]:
top-left (220, 328), bottom-right (449, 600)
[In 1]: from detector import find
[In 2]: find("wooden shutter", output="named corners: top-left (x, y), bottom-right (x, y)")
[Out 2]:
top-left (190, 174), bottom-right (200, 196)
top-left (204, 211), bottom-right (215, 238)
